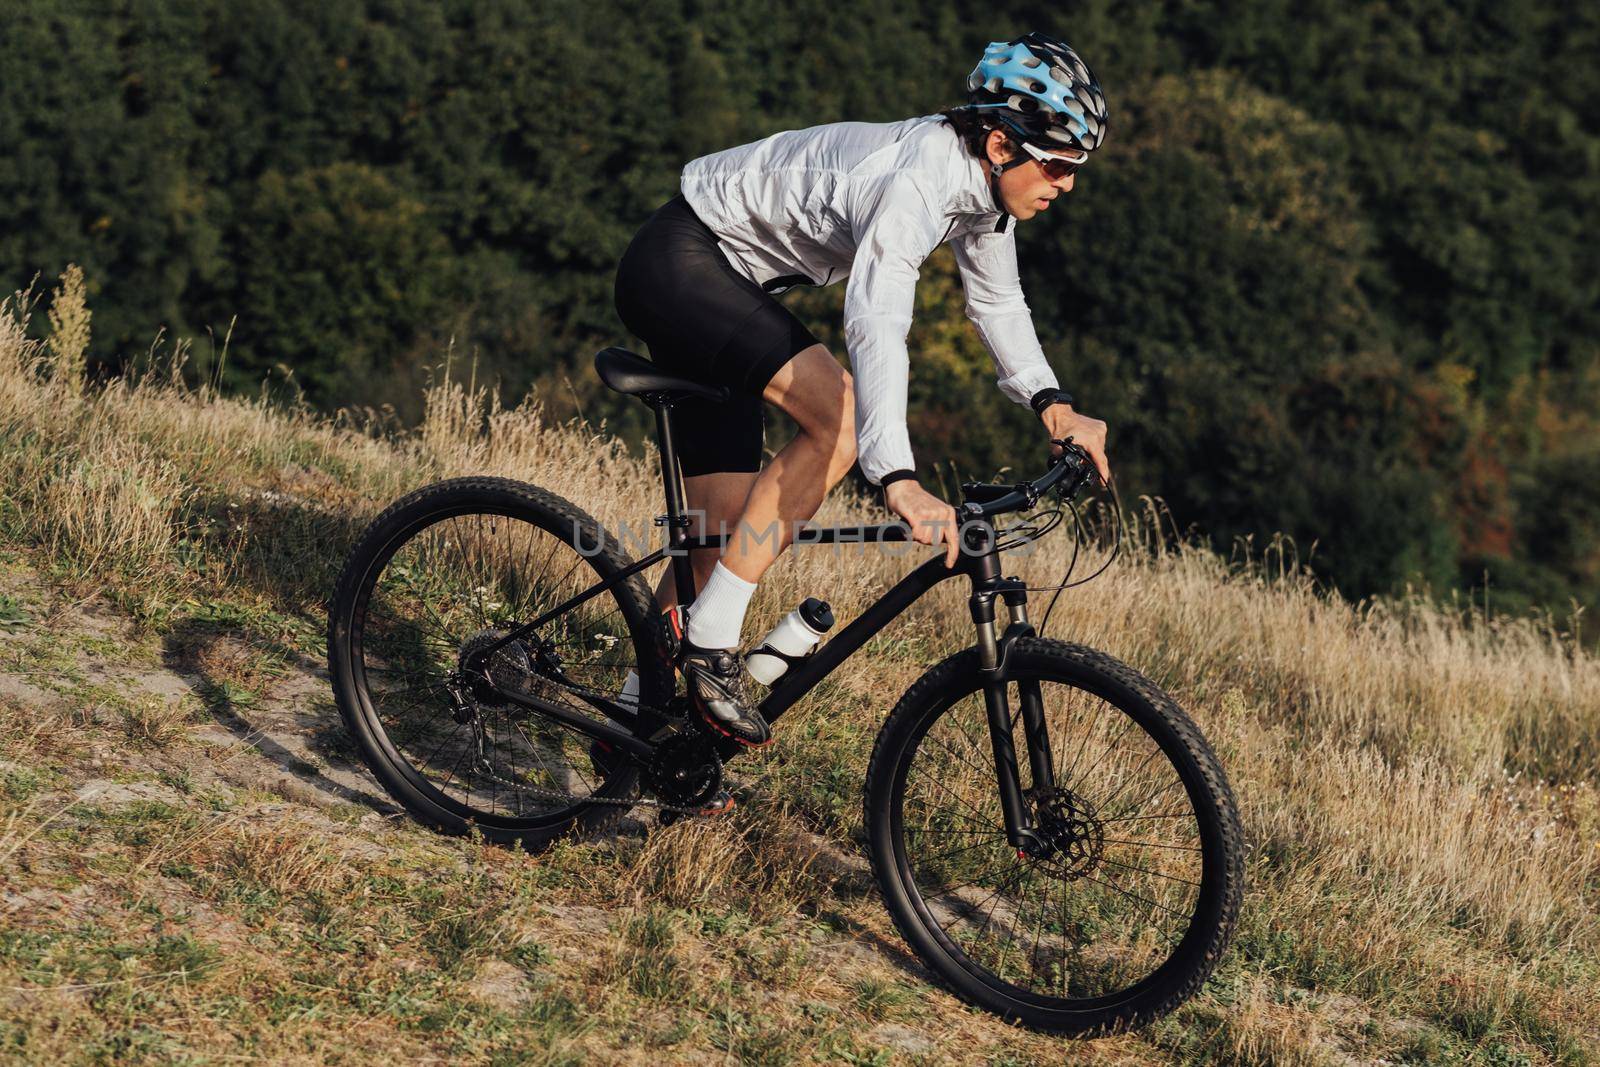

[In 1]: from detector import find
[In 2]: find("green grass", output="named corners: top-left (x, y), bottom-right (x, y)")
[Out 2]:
top-left (0, 593), bottom-right (30, 632)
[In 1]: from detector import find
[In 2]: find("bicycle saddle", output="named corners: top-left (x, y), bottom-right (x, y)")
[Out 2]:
top-left (594, 348), bottom-right (729, 404)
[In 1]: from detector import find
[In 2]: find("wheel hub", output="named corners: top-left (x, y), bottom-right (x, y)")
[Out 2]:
top-left (1028, 786), bottom-right (1105, 879)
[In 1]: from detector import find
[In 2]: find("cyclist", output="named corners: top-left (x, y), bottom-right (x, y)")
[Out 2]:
top-left (612, 32), bottom-right (1113, 748)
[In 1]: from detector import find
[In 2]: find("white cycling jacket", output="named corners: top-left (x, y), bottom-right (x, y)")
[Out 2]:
top-left (680, 115), bottom-right (1060, 484)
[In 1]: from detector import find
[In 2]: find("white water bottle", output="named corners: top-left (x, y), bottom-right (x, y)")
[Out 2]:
top-left (745, 598), bottom-right (834, 685)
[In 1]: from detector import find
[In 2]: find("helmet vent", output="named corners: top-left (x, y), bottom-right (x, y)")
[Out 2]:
top-left (965, 33), bottom-right (1109, 153)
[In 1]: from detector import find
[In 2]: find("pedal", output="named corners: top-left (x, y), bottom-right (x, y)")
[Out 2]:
top-left (659, 789), bottom-right (735, 825)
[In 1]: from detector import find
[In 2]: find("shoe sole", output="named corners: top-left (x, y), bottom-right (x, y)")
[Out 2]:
top-left (696, 702), bottom-right (774, 748)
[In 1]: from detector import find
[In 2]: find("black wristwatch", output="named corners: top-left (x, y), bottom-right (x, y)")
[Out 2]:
top-left (879, 469), bottom-right (916, 508)
top-left (1030, 387), bottom-right (1076, 417)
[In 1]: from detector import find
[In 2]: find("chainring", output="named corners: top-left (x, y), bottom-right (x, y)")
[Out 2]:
top-left (643, 731), bottom-right (723, 809)
top-left (449, 646), bottom-right (724, 816)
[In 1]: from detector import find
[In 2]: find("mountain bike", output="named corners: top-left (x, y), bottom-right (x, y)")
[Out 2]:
top-left (327, 346), bottom-right (1244, 1036)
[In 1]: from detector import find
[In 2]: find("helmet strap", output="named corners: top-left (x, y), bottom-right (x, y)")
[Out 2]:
top-left (988, 153), bottom-right (1030, 228)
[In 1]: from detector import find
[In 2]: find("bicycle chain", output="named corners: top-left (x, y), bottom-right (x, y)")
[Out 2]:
top-left (458, 666), bottom-right (721, 816)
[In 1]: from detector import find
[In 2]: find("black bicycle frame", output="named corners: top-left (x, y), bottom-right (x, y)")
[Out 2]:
top-left (479, 395), bottom-right (1053, 849)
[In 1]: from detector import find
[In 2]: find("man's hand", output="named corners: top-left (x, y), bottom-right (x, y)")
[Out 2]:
top-left (1041, 403), bottom-right (1111, 485)
top-left (884, 480), bottom-right (961, 568)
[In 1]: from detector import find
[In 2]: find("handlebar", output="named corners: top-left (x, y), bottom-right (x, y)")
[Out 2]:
top-left (957, 443), bottom-right (1097, 520)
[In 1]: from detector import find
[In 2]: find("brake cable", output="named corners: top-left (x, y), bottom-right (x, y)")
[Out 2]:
top-left (1033, 450), bottom-right (1124, 636)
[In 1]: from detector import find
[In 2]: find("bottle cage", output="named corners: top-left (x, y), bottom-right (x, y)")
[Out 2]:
top-left (744, 642), bottom-right (817, 672)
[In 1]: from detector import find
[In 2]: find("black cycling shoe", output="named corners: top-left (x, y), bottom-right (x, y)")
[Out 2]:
top-left (678, 641), bottom-right (772, 747)
top-left (696, 789), bottom-right (736, 814)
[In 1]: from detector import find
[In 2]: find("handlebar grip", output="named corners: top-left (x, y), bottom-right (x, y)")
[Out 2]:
top-left (957, 445), bottom-right (1096, 519)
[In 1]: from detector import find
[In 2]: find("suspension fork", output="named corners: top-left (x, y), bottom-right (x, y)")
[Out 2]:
top-left (1004, 585), bottom-right (1057, 796)
top-left (968, 532), bottom-right (1046, 854)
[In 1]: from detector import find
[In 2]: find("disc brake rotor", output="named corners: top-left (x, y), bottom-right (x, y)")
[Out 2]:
top-left (1030, 786), bottom-right (1105, 880)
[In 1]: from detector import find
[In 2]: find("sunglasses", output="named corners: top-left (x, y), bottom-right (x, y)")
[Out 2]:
top-left (1021, 140), bottom-right (1087, 181)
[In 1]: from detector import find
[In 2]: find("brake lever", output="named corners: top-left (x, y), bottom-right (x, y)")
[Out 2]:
top-left (1049, 437), bottom-right (1100, 489)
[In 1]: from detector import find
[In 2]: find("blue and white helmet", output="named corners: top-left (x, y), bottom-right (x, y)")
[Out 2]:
top-left (966, 33), bottom-right (1108, 152)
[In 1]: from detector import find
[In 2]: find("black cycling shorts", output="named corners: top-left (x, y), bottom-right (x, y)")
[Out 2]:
top-left (613, 194), bottom-right (820, 477)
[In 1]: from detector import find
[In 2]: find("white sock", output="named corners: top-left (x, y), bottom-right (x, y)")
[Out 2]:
top-left (684, 562), bottom-right (758, 650)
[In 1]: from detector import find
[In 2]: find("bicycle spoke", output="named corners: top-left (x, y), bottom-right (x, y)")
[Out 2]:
top-left (933, 858), bottom-right (1029, 937)
top-left (1096, 855), bottom-right (1201, 888)
top-left (1100, 836), bottom-right (1202, 853)
top-left (1101, 810), bottom-right (1196, 824)
top-left (899, 669), bottom-right (1211, 1008)
top-left (347, 502), bottom-right (650, 822)
top-left (1100, 776), bottom-right (1188, 825)
top-left (1089, 742), bottom-right (1167, 814)
top-left (907, 772), bottom-right (999, 828)
top-left (910, 835), bottom-right (1007, 869)
top-left (1076, 870), bottom-right (1190, 923)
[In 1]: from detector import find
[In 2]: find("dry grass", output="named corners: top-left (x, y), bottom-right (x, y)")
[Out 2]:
top-left (620, 802), bottom-right (835, 920)
top-left (1, 270), bottom-right (1598, 1063)
top-left (44, 264), bottom-right (88, 397)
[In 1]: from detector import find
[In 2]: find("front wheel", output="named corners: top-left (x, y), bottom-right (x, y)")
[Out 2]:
top-left (864, 638), bottom-right (1243, 1036)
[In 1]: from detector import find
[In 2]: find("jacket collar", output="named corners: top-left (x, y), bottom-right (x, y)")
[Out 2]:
top-left (936, 122), bottom-right (1009, 230)
top-left (951, 151), bottom-right (1004, 217)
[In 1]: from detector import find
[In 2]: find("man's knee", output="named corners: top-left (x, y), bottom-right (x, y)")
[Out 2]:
top-left (774, 348), bottom-right (858, 474)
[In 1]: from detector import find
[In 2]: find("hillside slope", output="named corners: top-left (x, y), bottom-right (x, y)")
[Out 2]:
top-left (2, 279), bottom-right (1598, 1064)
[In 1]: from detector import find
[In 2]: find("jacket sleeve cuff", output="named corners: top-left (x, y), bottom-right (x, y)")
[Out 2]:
top-left (857, 429), bottom-right (917, 485)
top-left (995, 364), bottom-right (1060, 406)
top-left (878, 469), bottom-right (917, 488)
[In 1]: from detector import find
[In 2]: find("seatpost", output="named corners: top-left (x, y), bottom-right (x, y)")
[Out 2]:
top-left (651, 399), bottom-right (698, 607)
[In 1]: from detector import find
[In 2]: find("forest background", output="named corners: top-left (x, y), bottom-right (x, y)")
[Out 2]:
top-left (3, 0), bottom-right (1597, 617)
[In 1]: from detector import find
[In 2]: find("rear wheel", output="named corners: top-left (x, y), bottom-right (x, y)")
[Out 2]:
top-left (864, 638), bottom-right (1243, 1035)
top-left (328, 477), bottom-right (673, 851)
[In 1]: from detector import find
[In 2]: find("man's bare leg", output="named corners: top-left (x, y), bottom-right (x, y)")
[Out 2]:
top-left (719, 344), bottom-right (857, 584)
top-left (658, 344), bottom-right (855, 612)
top-left (653, 471), bottom-right (759, 612)
top-left (673, 344), bottom-right (855, 746)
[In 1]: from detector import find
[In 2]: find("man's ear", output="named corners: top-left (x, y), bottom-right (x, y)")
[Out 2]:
top-left (984, 128), bottom-right (1016, 165)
